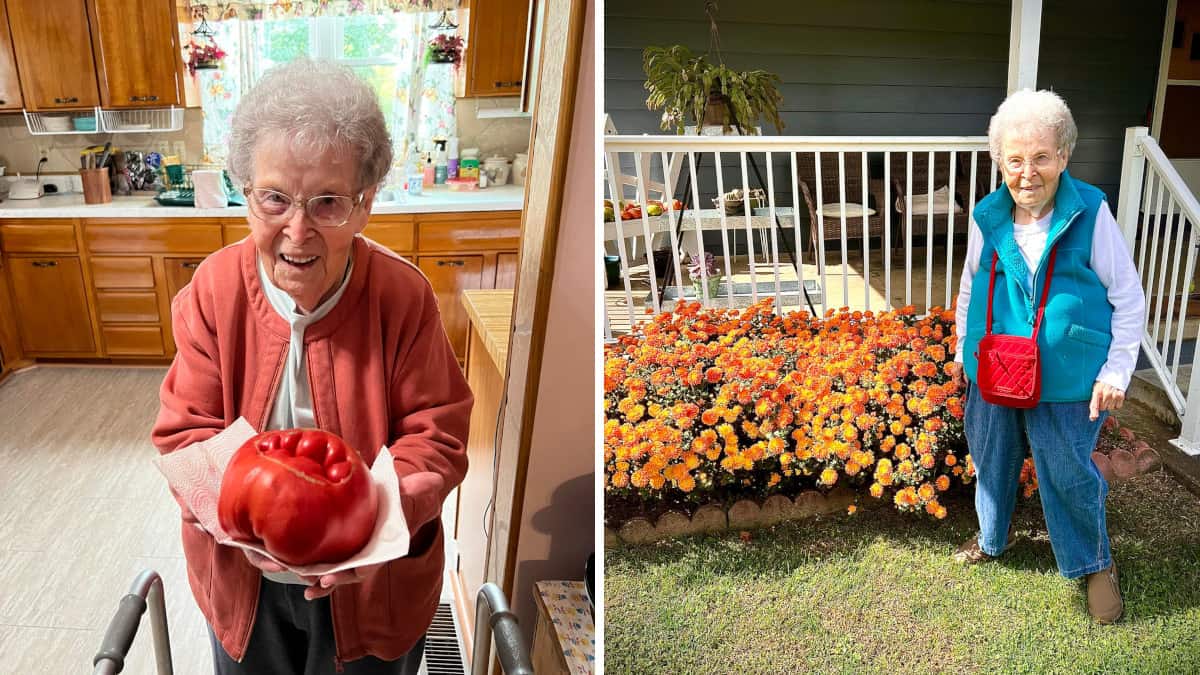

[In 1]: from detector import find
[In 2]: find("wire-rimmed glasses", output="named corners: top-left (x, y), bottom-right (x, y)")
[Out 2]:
top-left (244, 187), bottom-right (364, 228)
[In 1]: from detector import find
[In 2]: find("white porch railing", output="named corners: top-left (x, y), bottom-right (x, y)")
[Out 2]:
top-left (1116, 127), bottom-right (1200, 455)
top-left (603, 134), bottom-right (998, 335)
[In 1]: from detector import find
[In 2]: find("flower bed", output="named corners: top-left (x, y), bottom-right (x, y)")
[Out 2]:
top-left (604, 300), bottom-right (1027, 525)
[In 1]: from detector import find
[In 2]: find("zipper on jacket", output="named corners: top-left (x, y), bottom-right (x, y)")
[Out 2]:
top-left (234, 573), bottom-right (263, 663)
top-left (331, 590), bottom-right (346, 673)
top-left (1022, 205), bottom-right (1084, 319)
top-left (306, 342), bottom-right (344, 674)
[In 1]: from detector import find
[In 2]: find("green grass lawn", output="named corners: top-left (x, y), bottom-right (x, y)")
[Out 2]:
top-left (605, 469), bottom-right (1200, 674)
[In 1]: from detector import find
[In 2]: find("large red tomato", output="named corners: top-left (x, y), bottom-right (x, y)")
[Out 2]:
top-left (218, 429), bottom-right (379, 566)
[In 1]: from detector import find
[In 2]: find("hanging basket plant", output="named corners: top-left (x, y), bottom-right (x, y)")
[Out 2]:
top-left (185, 39), bottom-right (227, 75)
top-left (642, 2), bottom-right (784, 135)
top-left (427, 34), bottom-right (464, 66)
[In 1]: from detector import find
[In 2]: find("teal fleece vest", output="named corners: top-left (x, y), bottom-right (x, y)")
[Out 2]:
top-left (962, 170), bottom-right (1112, 402)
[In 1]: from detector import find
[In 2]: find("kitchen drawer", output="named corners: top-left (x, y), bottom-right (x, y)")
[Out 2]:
top-left (84, 222), bottom-right (223, 254)
top-left (0, 223), bottom-right (78, 253)
top-left (364, 218), bottom-right (415, 252)
top-left (91, 257), bottom-right (155, 289)
top-left (222, 223), bottom-right (251, 246)
top-left (102, 325), bottom-right (165, 356)
top-left (96, 291), bottom-right (160, 323)
top-left (417, 216), bottom-right (521, 252)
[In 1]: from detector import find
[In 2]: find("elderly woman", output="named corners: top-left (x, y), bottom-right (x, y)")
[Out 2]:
top-left (952, 89), bottom-right (1144, 624)
top-left (152, 58), bottom-right (472, 673)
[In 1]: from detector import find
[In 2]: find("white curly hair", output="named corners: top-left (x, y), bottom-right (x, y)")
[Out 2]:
top-left (227, 58), bottom-right (393, 191)
top-left (987, 89), bottom-right (1078, 163)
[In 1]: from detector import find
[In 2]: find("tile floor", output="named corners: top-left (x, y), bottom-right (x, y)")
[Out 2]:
top-left (0, 366), bottom-right (458, 674)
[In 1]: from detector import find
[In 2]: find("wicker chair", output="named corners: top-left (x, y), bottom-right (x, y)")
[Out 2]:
top-left (796, 151), bottom-right (891, 261)
top-left (890, 151), bottom-right (974, 248)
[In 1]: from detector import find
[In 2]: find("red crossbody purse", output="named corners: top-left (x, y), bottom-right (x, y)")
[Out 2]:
top-left (975, 245), bottom-right (1057, 408)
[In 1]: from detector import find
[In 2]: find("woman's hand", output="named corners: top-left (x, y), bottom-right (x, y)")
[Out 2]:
top-left (1089, 381), bottom-right (1125, 421)
top-left (946, 361), bottom-right (965, 390)
top-left (300, 562), bottom-right (385, 601)
top-left (242, 549), bottom-right (288, 574)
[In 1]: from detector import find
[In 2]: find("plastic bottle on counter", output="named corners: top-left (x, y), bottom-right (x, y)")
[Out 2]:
top-left (434, 141), bottom-right (448, 185)
top-left (423, 154), bottom-right (435, 188)
top-left (447, 137), bottom-right (460, 180)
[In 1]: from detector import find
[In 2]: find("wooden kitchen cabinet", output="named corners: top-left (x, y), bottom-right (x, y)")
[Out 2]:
top-left (6, 0), bottom-right (101, 110)
top-left (164, 257), bottom-right (203, 302)
top-left (0, 211), bottom-right (517, 364)
top-left (84, 219), bottom-right (222, 357)
top-left (494, 251), bottom-right (518, 289)
top-left (0, 0), bottom-right (24, 110)
top-left (6, 256), bottom-right (97, 355)
top-left (461, 0), bottom-right (533, 97)
top-left (418, 255), bottom-right (485, 360)
top-left (87, 0), bottom-right (183, 108)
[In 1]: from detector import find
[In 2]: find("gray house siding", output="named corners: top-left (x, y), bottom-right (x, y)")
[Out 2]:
top-left (1038, 0), bottom-right (1166, 202)
top-left (605, 0), bottom-right (1166, 223)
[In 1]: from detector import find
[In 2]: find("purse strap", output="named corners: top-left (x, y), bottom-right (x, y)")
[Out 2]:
top-left (985, 244), bottom-right (1058, 340)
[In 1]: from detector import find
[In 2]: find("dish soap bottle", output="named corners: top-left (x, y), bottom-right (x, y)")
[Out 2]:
top-left (434, 140), bottom-right (448, 185)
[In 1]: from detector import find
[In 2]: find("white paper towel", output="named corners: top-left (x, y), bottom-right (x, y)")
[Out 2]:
top-left (153, 418), bottom-right (410, 576)
top-left (192, 169), bottom-right (229, 208)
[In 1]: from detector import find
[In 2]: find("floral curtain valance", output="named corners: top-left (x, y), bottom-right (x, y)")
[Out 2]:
top-left (185, 0), bottom-right (458, 21)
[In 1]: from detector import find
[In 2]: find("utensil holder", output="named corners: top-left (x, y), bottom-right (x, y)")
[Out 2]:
top-left (80, 167), bottom-right (112, 204)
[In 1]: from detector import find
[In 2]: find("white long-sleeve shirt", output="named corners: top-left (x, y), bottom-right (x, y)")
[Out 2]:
top-left (953, 202), bottom-right (1146, 392)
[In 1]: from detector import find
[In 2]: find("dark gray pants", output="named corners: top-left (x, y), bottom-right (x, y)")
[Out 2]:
top-left (209, 578), bottom-right (425, 675)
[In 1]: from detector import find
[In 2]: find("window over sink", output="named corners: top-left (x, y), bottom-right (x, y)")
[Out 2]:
top-left (193, 12), bottom-right (457, 177)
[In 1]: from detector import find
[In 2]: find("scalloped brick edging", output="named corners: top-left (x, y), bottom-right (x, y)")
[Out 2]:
top-left (605, 487), bottom-right (858, 547)
top-left (1091, 445), bottom-right (1161, 484)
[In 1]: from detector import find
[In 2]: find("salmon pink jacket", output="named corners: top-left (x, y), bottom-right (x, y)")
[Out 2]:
top-left (152, 235), bottom-right (472, 665)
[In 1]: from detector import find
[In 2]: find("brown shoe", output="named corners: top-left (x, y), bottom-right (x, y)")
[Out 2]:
top-left (1086, 564), bottom-right (1123, 624)
top-left (953, 529), bottom-right (1015, 564)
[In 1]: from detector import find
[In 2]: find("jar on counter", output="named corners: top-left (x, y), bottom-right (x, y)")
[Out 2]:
top-left (483, 156), bottom-right (510, 186)
top-left (512, 152), bottom-right (528, 186)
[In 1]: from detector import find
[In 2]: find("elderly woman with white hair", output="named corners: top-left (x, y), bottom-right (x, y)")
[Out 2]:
top-left (152, 58), bottom-right (472, 672)
top-left (951, 89), bottom-right (1145, 624)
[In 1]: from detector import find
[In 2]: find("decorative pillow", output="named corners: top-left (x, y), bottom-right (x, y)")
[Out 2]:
top-left (816, 202), bottom-right (876, 218)
top-left (904, 185), bottom-right (964, 215)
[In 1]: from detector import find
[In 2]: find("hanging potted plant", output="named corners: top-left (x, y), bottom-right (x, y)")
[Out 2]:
top-left (186, 39), bottom-right (227, 74)
top-left (427, 34), bottom-right (464, 66)
top-left (642, 2), bottom-right (784, 135)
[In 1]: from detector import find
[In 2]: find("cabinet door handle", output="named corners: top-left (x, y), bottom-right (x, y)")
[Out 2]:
top-left (495, 80), bottom-right (521, 88)
top-left (130, 95), bottom-right (160, 102)
top-left (181, 261), bottom-right (200, 269)
top-left (435, 260), bottom-right (466, 267)
top-left (0, 99), bottom-right (5, 105)
top-left (54, 96), bottom-right (79, 104)
top-left (32, 260), bottom-right (58, 268)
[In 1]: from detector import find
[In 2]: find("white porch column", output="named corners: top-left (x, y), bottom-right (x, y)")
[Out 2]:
top-left (1008, 0), bottom-right (1043, 93)
top-left (1115, 127), bottom-right (1149, 250)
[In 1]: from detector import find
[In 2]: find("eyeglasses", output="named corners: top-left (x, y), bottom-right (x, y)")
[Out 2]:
top-left (1004, 152), bottom-right (1060, 174)
top-left (244, 187), bottom-right (363, 228)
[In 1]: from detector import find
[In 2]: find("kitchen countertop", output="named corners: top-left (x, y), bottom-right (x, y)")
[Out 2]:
top-left (0, 185), bottom-right (524, 218)
top-left (461, 289), bottom-right (514, 376)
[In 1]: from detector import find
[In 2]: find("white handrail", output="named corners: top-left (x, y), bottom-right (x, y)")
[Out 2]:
top-left (1140, 134), bottom-right (1200, 229)
top-left (604, 135), bottom-right (990, 152)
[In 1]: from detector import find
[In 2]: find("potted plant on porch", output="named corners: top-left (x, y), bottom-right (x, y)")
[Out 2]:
top-left (641, 2), bottom-right (784, 135)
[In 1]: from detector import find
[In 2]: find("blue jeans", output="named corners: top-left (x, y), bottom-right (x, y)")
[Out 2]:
top-left (964, 381), bottom-right (1112, 579)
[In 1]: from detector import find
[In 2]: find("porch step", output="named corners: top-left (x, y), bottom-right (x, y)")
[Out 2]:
top-left (1128, 367), bottom-right (1184, 427)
